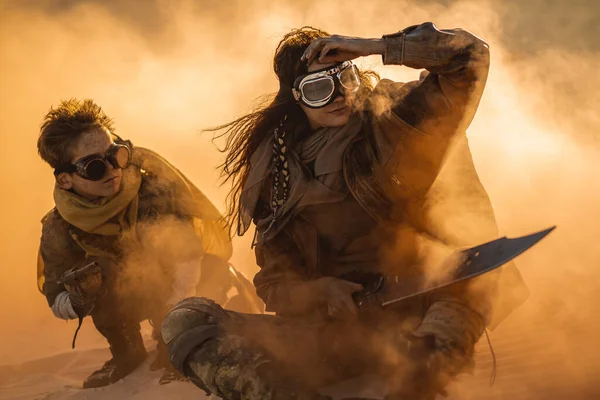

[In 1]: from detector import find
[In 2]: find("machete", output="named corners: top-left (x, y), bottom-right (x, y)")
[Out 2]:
top-left (352, 226), bottom-right (556, 308)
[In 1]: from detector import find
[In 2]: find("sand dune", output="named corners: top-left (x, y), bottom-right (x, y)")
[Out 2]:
top-left (0, 344), bottom-right (210, 400)
top-left (1, 322), bottom-right (598, 400)
top-left (1, 1), bottom-right (599, 399)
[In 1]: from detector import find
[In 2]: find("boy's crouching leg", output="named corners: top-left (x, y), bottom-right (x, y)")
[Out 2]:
top-left (161, 297), bottom-right (332, 400)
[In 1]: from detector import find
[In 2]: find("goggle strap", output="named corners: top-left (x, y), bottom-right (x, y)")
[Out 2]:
top-left (54, 164), bottom-right (77, 176)
top-left (296, 61), bottom-right (352, 85)
top-left (292, 89), bottom-right (301, 101)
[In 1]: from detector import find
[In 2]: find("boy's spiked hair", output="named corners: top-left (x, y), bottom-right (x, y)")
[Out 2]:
top-left (38, 98), bottom-right (115, 168)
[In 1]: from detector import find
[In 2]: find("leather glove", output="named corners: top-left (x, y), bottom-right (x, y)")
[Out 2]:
top-left (401, 333), bottom-right (472, 398)
top-left (60, 256), bottom-right (107, 315)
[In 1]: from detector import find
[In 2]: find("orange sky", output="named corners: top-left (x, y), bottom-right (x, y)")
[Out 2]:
top-left (0, 3), bottom-right (598, 392)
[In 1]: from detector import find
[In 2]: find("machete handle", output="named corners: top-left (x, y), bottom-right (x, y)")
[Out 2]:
top-left (351, 275), bottom-right (385, 308)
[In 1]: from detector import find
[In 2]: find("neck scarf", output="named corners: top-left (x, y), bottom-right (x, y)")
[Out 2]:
top-left (239, 113), bottom-right (364, 243)
top-left (54, 165), bottom-right (142, 236)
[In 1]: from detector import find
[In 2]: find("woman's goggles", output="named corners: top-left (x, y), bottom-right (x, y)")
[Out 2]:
top-left (292, 61), bottom-right (361, 108)
top-left (54, 141), bottom-right (132, 181)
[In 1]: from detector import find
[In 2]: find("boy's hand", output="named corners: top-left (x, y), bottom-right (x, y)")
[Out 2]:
top-left (61, 257), bottom-right (106, 308)
top-left (64, 271), bottom-right (102, 299)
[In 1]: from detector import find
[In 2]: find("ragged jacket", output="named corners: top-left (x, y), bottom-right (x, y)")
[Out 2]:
top-left (248, 23), bottom-right (527, 353)
top-left (38, 147), bottom-right (233, 308)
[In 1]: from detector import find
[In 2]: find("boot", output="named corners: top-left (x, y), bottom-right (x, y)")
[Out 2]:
top-left (158, 365), bottom-right (188, 385)
top-left (149, 340), bottom-right (169, 371)
top-left (149, 337), bottom-right (188, 384)
top-left (83, 329), bottom-right (147, 389)
top-left (162, 297), bottom-right (332, 400)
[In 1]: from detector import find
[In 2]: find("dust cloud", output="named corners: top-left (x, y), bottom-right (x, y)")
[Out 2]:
top-left (0, 0), bottom-right (598, 396)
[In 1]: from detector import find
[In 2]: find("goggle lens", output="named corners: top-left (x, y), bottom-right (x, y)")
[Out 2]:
top-left (302, 77), bottom-right (335, 102)
top-left (81, 144), bottom-right (131, 181)
top-left (83, 159), bottom-right (109, 181)
top-left (339, 64), bottom-right (360, 91)
top-left (112, 146), bottom-right (130, 169)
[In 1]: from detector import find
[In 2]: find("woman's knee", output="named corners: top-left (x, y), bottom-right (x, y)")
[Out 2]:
top-left (161, 297), bottom-right (229, 372)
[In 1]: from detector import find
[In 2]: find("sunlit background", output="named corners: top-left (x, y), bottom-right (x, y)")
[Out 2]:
top-left (0, 0), bottom-right (599, 398)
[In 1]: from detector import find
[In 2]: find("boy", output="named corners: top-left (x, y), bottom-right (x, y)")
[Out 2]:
top-left (36, 99), bottom-right (261, 388)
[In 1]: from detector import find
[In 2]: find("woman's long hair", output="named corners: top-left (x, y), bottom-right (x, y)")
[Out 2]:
top-left (210, 26), bottom-right (380, 233)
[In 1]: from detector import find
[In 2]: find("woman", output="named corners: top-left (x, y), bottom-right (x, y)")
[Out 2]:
top-left (162, 22), bottom-right (500, 399)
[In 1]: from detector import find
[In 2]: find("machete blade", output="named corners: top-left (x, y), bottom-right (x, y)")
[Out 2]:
top-left (380, 226), bottom-right (555, 307)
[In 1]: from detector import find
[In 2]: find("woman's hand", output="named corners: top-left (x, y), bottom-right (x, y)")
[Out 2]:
top-left (301, 35), bottom-right (385, 65)
top-left (321, 277), bottom-right (363, 319)
top-left (311, 277), bottom-right (363, 319)
top-left (288, 277), bottom-right (363, 319)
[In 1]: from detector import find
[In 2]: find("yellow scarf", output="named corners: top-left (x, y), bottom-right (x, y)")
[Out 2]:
top-left (53, 165), bottom-right (142, 236)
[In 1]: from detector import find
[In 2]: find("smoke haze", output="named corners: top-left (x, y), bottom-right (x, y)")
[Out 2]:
top-left (0, 0), bottom-right (598, 397)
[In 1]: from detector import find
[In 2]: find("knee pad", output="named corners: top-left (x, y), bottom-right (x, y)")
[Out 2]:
top-left (161, 297), bottom-right (228, 372)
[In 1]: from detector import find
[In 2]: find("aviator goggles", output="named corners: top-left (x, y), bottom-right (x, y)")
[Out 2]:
top-left (292, 61), bottom-right (361, 108)
top-left (54, 140), bottom-right (132, 181)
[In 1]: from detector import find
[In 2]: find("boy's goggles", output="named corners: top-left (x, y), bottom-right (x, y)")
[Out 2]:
top-left (292, 61), bottom-right (361, 108)
top-left (54, 141), bottom-right (132, 181)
